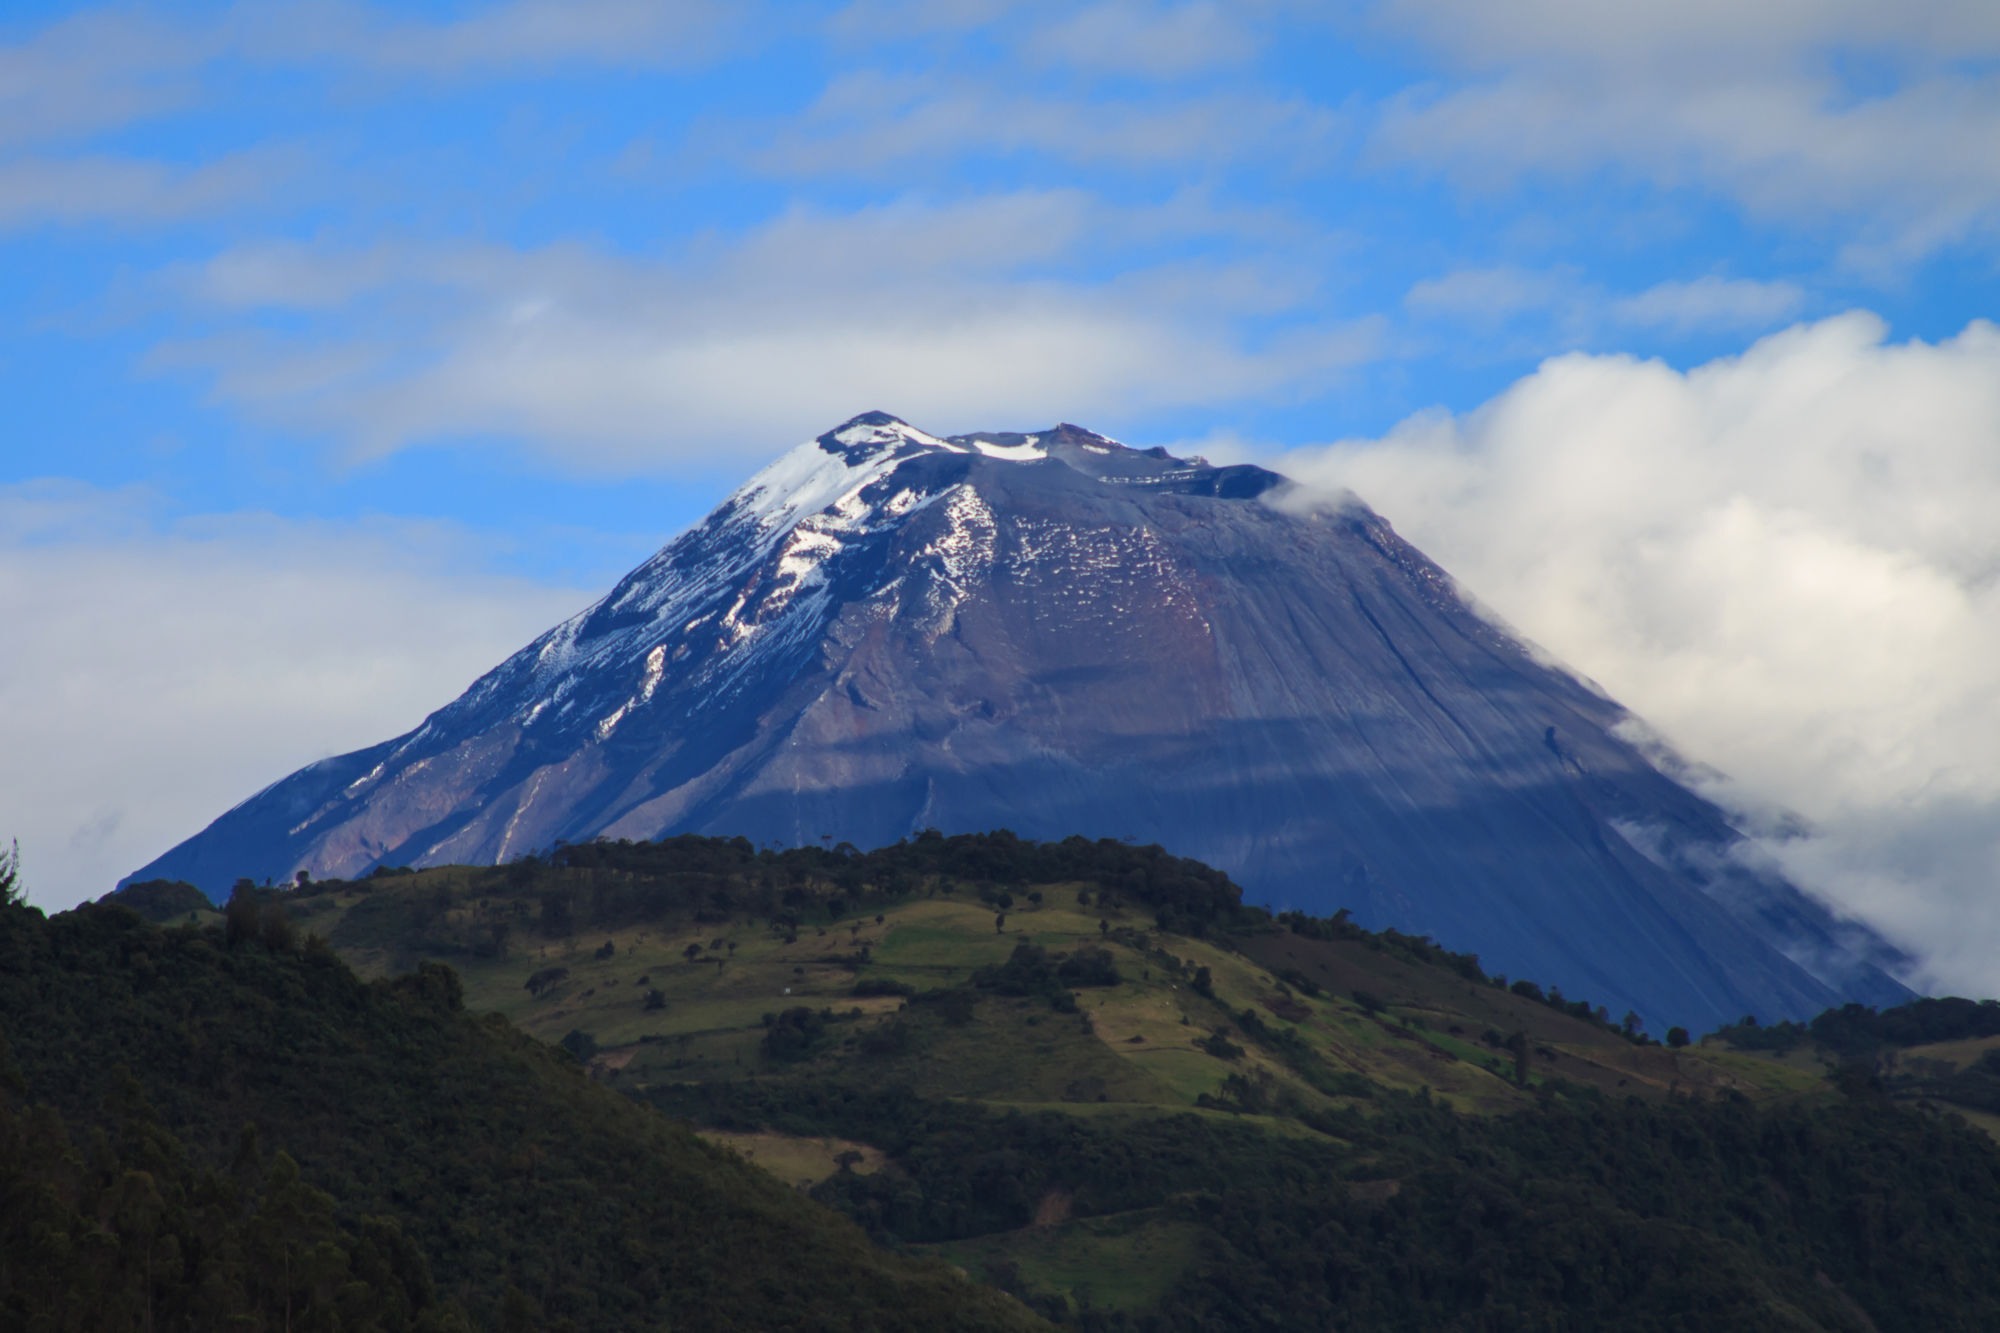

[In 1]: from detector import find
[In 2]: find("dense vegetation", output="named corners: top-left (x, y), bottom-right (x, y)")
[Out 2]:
top-left (0, 1057), bottom-right (463, 1332)
top-left (1713, 995), bottom-right (2000, 1058)
top-left (61, 831), bottom-right (2000, 1329)
top-left (0, 897), bottom-right (1041, 1332)
top-left (651, 1071), bottom-right (2000, 1331)
top-left (100, 876), bottom-right (213, 924)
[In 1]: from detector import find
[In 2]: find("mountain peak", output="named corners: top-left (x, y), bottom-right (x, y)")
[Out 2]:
top-left (817, 411), bottom-right (945, 453)
top-left (129, 412), bottom-right (1912, 1033)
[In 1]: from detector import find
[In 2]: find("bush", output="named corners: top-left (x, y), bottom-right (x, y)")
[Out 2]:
top-left (524, 966), bottom-right (569, 995)
top-left (852, 977), bottom-right (916, 998)
top-left (1198, 1031), bottom-right (1245, 1061)
top-left (762, 1007), bottom-right (830, 1063)
top-left (1055, 948), bottom-right (1120, 988)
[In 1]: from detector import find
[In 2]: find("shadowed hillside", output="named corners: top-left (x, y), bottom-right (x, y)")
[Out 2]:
top-left (0, 893), bottom-right (1045, 1333)
top-left (115, 831), bottom-right (2000, 1331)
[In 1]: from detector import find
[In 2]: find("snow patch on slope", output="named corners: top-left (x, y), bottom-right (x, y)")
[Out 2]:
top-left (971, 435), bottom-right (1046, 462)
top-left (448, 418), bottom-right (975, 740)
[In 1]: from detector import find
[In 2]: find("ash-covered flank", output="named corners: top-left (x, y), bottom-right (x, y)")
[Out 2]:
top-left (129, 411), bottom-right (1913, 1032)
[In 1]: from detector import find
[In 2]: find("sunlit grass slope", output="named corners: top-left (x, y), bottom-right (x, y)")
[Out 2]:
top-left (100, 832), bottom-right (2000, 1331)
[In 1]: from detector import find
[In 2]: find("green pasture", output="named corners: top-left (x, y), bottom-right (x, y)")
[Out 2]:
top-left (923, 1209), bottom-right (1202, 1314)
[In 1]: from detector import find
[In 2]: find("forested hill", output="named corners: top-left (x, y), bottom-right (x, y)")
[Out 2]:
top-left (0, 895), bottom-right (1046, 1333)
top-left (100, 830), bottom-right (2000, 1331)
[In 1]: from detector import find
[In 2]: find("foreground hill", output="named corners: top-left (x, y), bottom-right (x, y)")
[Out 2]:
top-left (125, 832), bottom-right (2000, 1331)
top-left (129, 412), bottom-right (1909, 1036)
top-left (0, 894), bottom-right (1045, 1332)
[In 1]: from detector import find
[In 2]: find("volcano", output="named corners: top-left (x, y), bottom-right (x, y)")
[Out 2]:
top-left (128, 412), bottom-right (1912, 1031)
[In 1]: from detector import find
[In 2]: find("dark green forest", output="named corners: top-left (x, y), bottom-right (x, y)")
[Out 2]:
top-left (17, 830), bottom-right (2000, 1330)
top-left (0, 895), bottom-right (1042, 1333)
top-left (653, 1063), bottom-right (2000, 1331)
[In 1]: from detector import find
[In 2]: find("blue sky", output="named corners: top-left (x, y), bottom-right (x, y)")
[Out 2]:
top-left (10, 0), bottom-right (1996, 573)
top-left (9, 1), bottom-right (2000, 991)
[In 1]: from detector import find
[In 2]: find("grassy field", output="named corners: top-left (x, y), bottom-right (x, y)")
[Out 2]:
top-left (922, 1209), bottom-right (1201, 1314)
top-left (105, 839), bottom-right (2000, 1331)
top-left (285, 864), bottom-right (1840, 1127)
top-left (1887, 1033), bottom-right (2000, 1071)
top-left (696, 1130), bottom-right (890, 1189)
top-left (264, 857), bottom-right (1909, 1315)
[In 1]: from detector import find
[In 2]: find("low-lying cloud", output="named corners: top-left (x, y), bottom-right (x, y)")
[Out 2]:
top-left (1277, 311), bottom-right (2000, 996)
top-left (0, 482), bottom-right (587, 913)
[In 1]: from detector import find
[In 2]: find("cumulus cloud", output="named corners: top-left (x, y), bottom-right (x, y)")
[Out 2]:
top-left (1277, 312), bottom-right (2000, 995)
top-left (153, 192), bottom-right (1376, 469)
top-left (1372, 0), bottom-right (2000, 262)
top-left (0, 482), bottom-right (587, 913)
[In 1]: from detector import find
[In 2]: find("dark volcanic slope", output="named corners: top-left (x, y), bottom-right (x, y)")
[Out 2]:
top-left (130, 413), bottom-right (1911, 1032)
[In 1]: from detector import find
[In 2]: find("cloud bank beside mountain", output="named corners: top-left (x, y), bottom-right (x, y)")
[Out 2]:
top-left (1278, 312), bottom-right (2000, 996)
top-left (0, 484), bottom-right (585, 912)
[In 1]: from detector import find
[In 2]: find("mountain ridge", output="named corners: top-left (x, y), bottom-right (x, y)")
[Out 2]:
top-left (129, 412), bottom-right (1911, 1033)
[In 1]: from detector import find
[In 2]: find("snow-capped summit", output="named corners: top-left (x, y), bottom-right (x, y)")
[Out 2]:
top-left (128, 412), bottom-right (1912, 1032)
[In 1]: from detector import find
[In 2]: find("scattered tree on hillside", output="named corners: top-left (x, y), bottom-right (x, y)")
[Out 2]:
top-left (0, 839), bottom-right (21, 907)
top-left (224, 882), bottom-right (261, 949)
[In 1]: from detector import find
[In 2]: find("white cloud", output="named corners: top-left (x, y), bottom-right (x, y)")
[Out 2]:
top-left (1027, 2), bottom-right (1260, 77)
top-left (747, 69), bottom-right (1339, 175)
top-left (234, 0), bottom-right (744, 74)
top-left (155, 192), bottom-right (1376, 469)
top-left (1611, 276), bottom-right (1806, 334)
top-left (0, 0), bottom-right (743, 156)
top-left (1277, 312), bottom-right (2000, 995)
top-left (0, 149), bottom-right (301, 230)
top-left (1372, 0), bottom-right (2000, 262)
top-left (827, 0), bottom-right (1025, 42)
top-left (0, 482), bottom-right (587, 913)
top-left (0, 10), bottom-right (211, 150)
top-left (1403, 266), bottom-right (1808, 345)
top-left (1376, 1), bottom-right (2000, 70)
top-left (1403, 265), bottom-right (1576, 324)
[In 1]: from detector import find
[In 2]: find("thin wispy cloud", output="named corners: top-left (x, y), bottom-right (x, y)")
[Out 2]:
top-left (1404, 267), bottom-right (1809, 352)
top-left (1373, 0), bottom-right (2000, 263)
top-left (0, 148), bottom-right (306, 231)
top-left (1025, 2), bottom-right (1261, 77)
top-left (231, 0), bottom-right (750, 74)
top-left (0, 9), bottom-right (213, 149)
top-left (154, 193), bottom-right (1376, 467)
top-left (744, 72), bottom-right (1341, 176)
